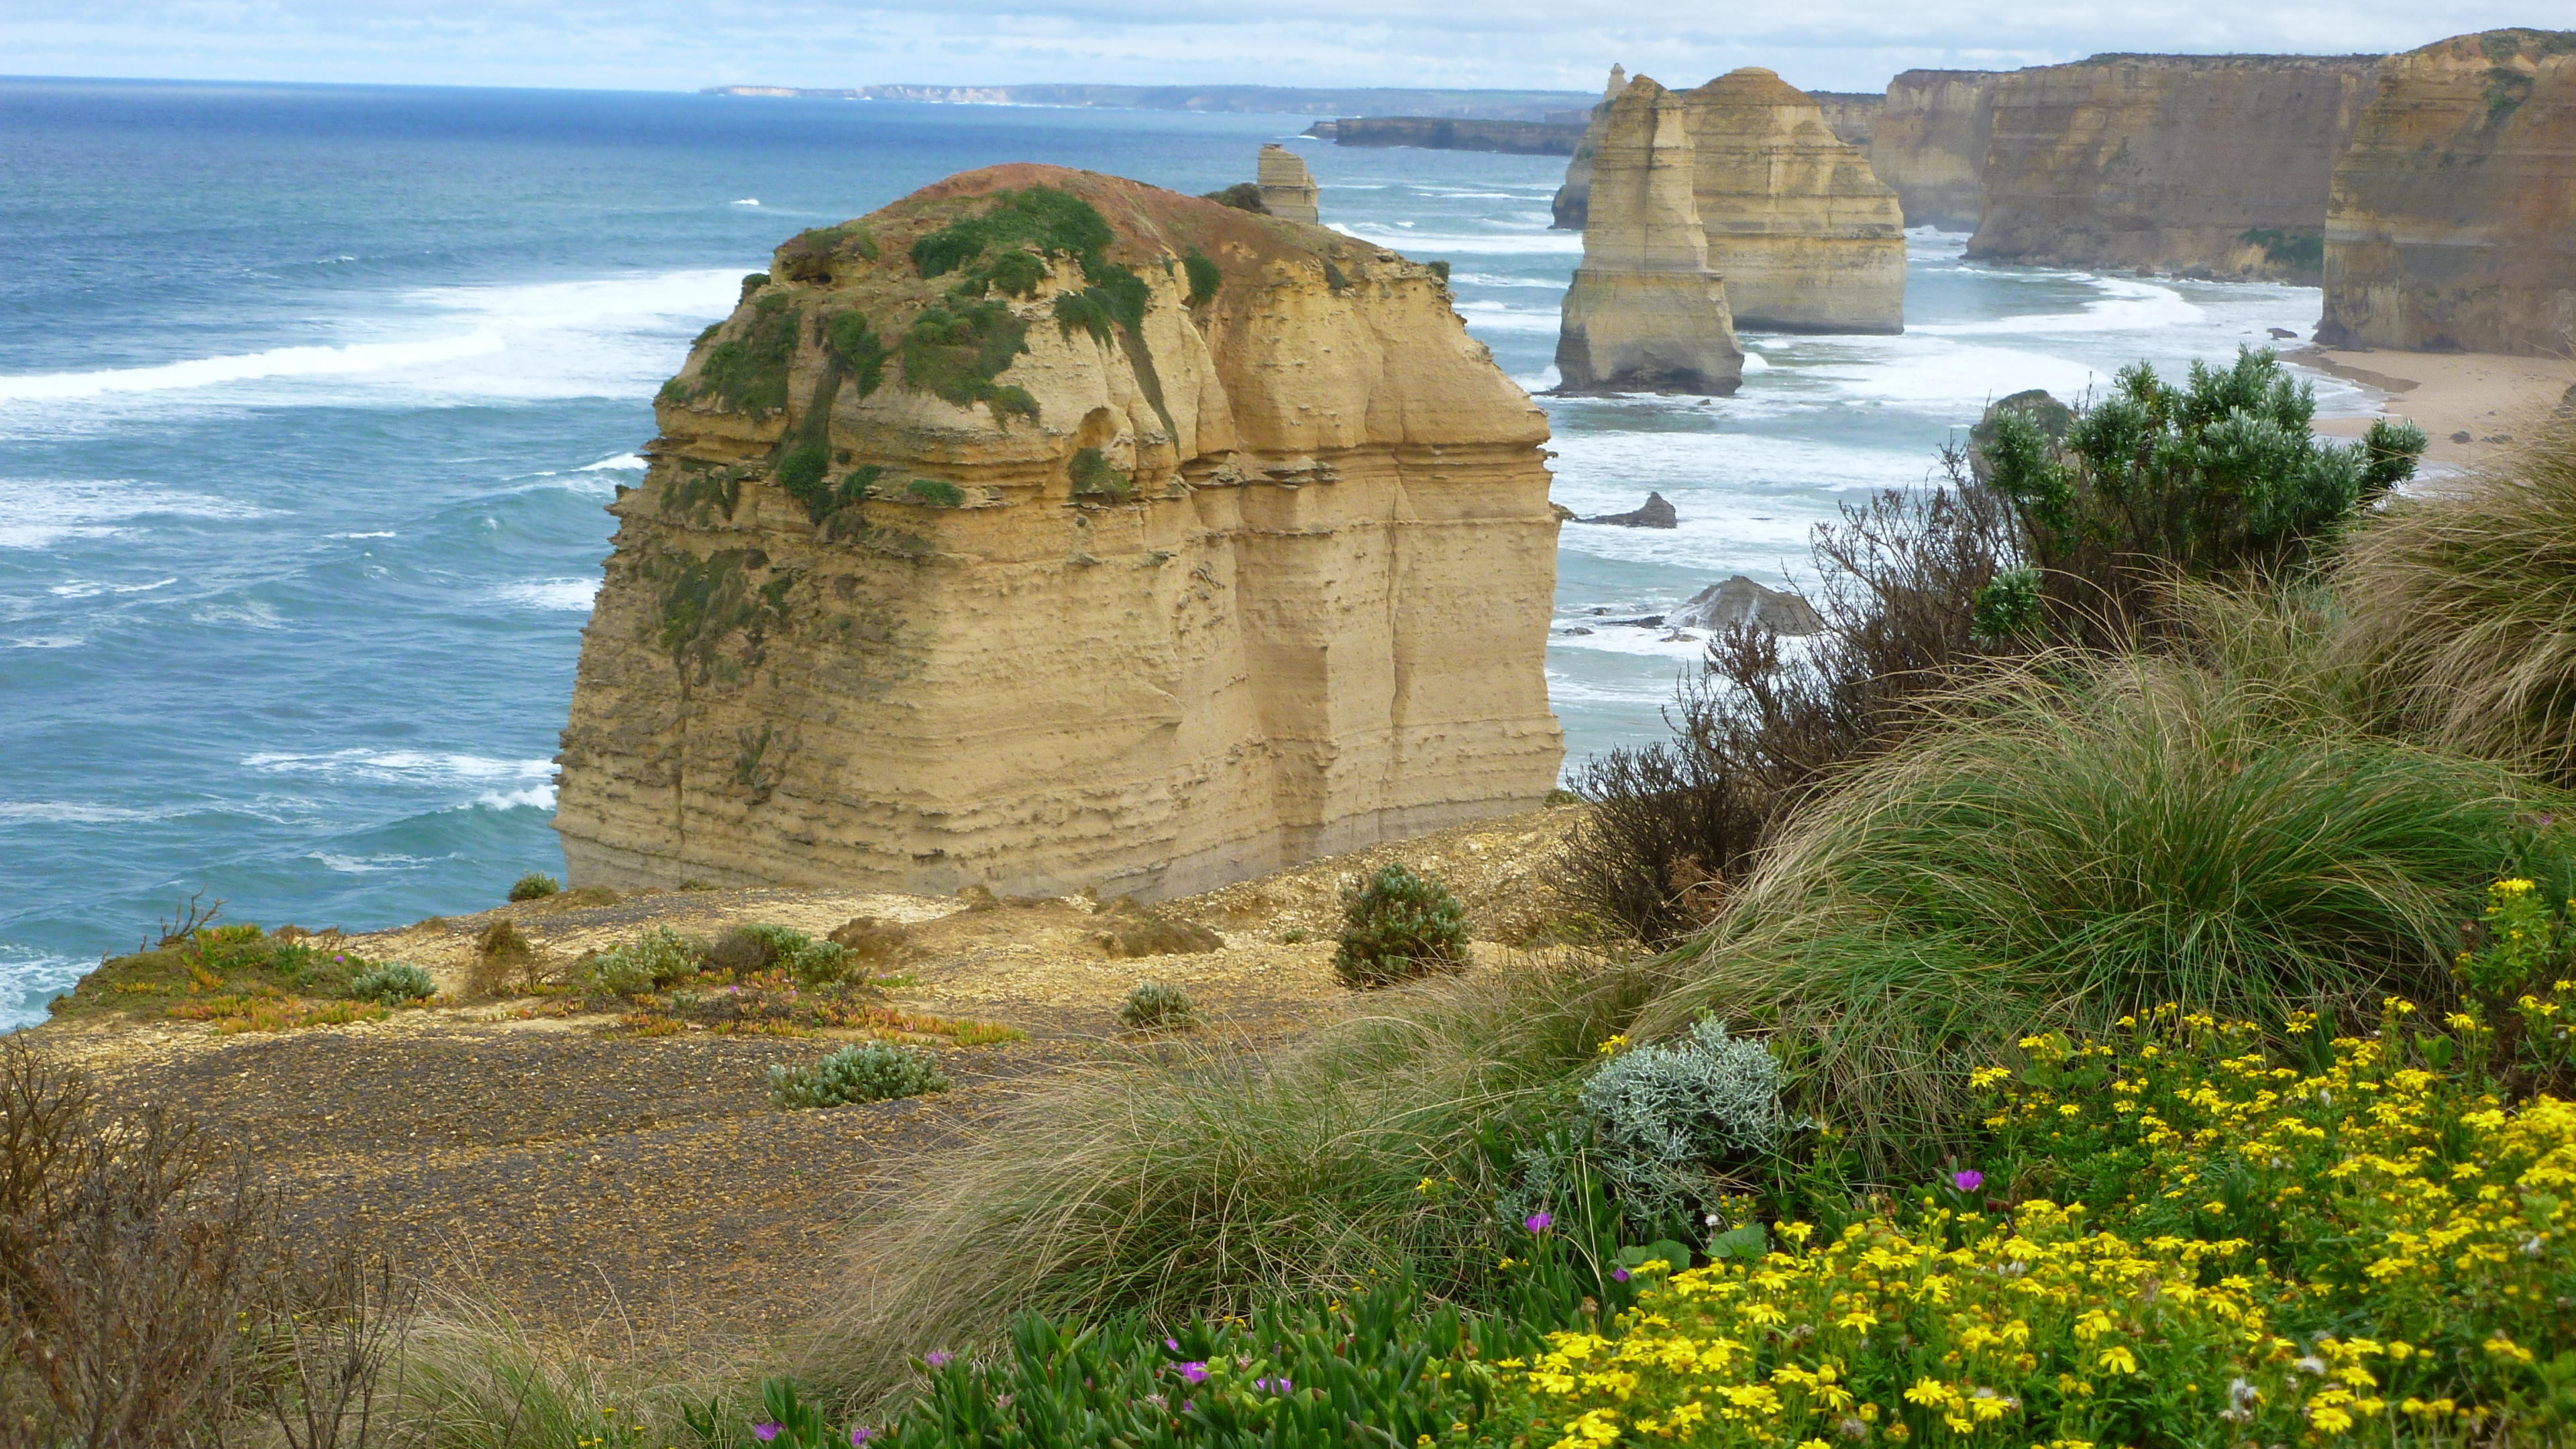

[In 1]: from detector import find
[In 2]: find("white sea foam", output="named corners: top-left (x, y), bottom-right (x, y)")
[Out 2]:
top-left (1741, 352), bottom-right (1770, 372)
top-left (472, 783), bottom-right (558, 810)
top-left (576, 452), bottom-right (647, 471)
top-left (1453, 301), bottom-right (1560, 335)
top-left (309, 851), bottom-right (433, 874)
top-left (193, 600), bottom-right (283, 629)
top-left (1911, 276), bottom-right (2203, 337)
top-left (0, 800), bottom-right (189, 824)
top-left (1454, 273), bottom-right (1562, 288)
top-left (333, 531), bottom-right (396, 539)
top-left (731, 198), bottom-right (761, 205)
top-left (245, 749), bottom-right (553, 787)
top-left (0, 947), bottom-right (88, 1032)
top-left (1332, 223), bottom-right (1582, 255)
top-left (47, 577), bottom-right (175, 598)
top-left (0, 478), bottom-right (264, 550)
top-left (492, 578), bottom-right (600, 611)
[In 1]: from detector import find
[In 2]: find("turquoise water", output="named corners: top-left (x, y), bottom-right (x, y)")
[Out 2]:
top-left (0, 78), bottom-right (2366, 1025)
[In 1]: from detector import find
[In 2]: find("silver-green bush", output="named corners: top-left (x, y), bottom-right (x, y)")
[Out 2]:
top-left (587, 925), bottom-right (702, 997)
top-left (1118, 981), bottom-right (1195, 1030)
top-left (350, 963), bottom-right (436, 1006)
top-left (1578, 1018), bottom-right (1796, 1230)
top-left (767, 1042), bottom-right (948, 1110)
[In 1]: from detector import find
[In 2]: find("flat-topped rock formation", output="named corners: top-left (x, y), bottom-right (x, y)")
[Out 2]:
top-left (1809, 92), bottom-right (1884, 148)
top-left (1551, 65), bottom-right (1626, 231)
top-left (1870, 70), bottom-right (1997, 231)
top-left (1967, 53), bottom-right (2382, 280)
top-left (1682, 68), bottom-right (1907, 333)
top-left (2319, 30), bottom-right (2576, 356)
top-left (1551, 76), bottom-right (1743, 396)
top-left (1256, 144), bottom-right (1322, 224)
top-left (553, 164), bottom-right (1564, 900)
top-left (1330, 117), bottom-right (1584, 155)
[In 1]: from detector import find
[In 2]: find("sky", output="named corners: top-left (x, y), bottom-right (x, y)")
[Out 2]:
top-left (0, 1), bottom-right (2548, 96)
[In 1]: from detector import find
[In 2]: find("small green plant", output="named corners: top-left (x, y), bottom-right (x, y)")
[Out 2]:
top-left (906, 478), bottom-right (965, 508)
top-left (898, 299), bottom-right (1036, 422)
top-left (775, 438), bottom-right (830, 518)
top-left (1068, 447), bottom-right (1129, 500)
top-left (348, 963), bottom-right (435, 1006)
top-left (689, 292), bottom-right (800, 417)
top-left (1118, 981), bottom-right (1195, 1031)
top-left (1322, 260), bottom-right (1348, 292)
top-left (826, 310), bottom-right (889, 397)
top-left (1427, 260), bottom-right (1450, 285)
top-left (1201, 182), bottom-right (1266, 213)
top-left (1332, 863), bottom-right (1468, 988)
top-left (767, 1041), bottom-right (949, 1110)
top-left (712, 923), bottom-right (857, 986)
top-left (588, 925), bottom-right (703, 997)
top-left (1182, 248), bottom-right (1222, 308)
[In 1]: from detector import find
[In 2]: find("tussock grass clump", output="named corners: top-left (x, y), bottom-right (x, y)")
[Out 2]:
top-left (507, 871), bottom-right (559, 902)
top-left (2331, 410), bottom-right (2576, 785)
top-left (1646, 650), bottom-right (2574, 1175)
top-left (798, 957), bottom-right (1656, 1399)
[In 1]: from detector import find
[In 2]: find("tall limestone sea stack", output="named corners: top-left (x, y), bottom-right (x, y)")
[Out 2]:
top-left (1551, 76), bottom-right (1744, 396)
top-left (1682, 67), bottom-right (1906, 333)
top-left (2318, 29), bottom-right (2576, 356)
top-left (553, 165), bottom-right (1564, 898)
top-left (1255, 144), bottom-right (1322, 224)
top-left (1550, 65), bottom-right (1625, 231)
top-left (1967, 54), bottom-right (2381, 280)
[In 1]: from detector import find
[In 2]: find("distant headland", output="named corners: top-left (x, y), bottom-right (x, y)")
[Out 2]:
top-left (696, 83), bottom-right (1591, 121)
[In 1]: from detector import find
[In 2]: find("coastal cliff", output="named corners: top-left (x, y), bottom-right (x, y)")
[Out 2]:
top-left (1255, 144), bottom-right (1322, 224)
top-left (553, 164), bottom-right (1564, 900)
top-left (1553, 76), bottom-right (1743, 395)
top-left (1682, 68), bottom-right (1906, 333)
top-left (1870, 70), bottom-right (1996, 230)
top-left (2319, 29), bottom-right (2576, 356)
top-left (1809, 91), bottom-right (1884, 148)
top-left (1331, 117), bottom-right (1585, 156)
top-left (1551, 66), bottom-right (1626, 231)
top-left (1968, 54), bottom-right (2381, 279)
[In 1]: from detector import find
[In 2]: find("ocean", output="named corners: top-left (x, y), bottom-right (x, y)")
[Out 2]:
top-left (0, 78), bottom-right (2371, 1027)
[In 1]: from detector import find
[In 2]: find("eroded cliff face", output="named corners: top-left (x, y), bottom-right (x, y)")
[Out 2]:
top-left (554, 165), bottom-right (1563, 900)
top-left (1870, 70), bottom-right (1996, 231)
top-left (1551, 65), bottom-right (1625, 231)
top-left (1968, 54), bottom-right (2381, 279)
top-left (2320, 30), bottom-right (2576, 355)
top-left (1682, 68), bottom-right (1906, 333)
top-left (1553, 76), bottom-right (1743, 395)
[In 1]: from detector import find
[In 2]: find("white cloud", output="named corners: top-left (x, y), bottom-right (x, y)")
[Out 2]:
top-left (0, 1), bottom-right (2539, 93)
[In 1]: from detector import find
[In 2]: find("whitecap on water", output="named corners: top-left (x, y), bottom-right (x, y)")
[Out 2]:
top-left (576, 452), bottom-right (647, 472)
top-left (244, 749), bottom-right (553, 788)
top-left (0, 478), bottom-right (264, 550)
top-left (491, 578), bottom-right (600, 611)
top-left (46, 577), bottom-right (176, 598)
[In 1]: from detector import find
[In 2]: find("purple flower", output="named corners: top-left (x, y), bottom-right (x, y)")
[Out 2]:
top-left (1254, 1377), bottom-right (1293, 1395)
top-left (1524, 1212), bottom-right (1553, 1233)
top-left (924, 1350), bottom-right (953, 1368)
top-left (850, 1430), bottom-right (873, 1447)
top-left (1175, 1361), bottom-right (1210, 1385)
top-left (1612, 1267), bottom-right (1631, 1283)
top-left (1951, 1170), bottom-right (1985, 1193)
top-left (752, 1426), bottom-right (780, 1444)
top-left (1165, 1338), bottom-right (1180, 1351)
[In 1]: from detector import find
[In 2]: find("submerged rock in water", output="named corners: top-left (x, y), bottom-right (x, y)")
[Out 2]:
top-left (1670, 575), bottom-right (1823, 635)
top-left (553, 164), bottom-right (1564, 902)
top-left (1578, 492), bottom-right (1679, 528)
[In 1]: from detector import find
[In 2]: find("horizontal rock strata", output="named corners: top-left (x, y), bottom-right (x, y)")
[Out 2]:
top-left (1552, 65), bottom-right (1626, 231)
top-left (1552, 76), bottom-right (1743, 396)
top-left (1683, 67), bottom-right (1907, 333)
top-left (1256, 144), bottom-right (1322, 225)
top-left (1870, 69), bottom-right (1996, 231)
top-left (1967, 53), bottom-right (2382, 280)
top-left (554, 164), bottom-right (1563, 900)
top-left (2319, 29), bottom-right (2576, 356)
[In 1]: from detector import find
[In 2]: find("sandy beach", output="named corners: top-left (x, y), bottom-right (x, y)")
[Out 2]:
top-left (2294, 345), bottom-right (2574, 469)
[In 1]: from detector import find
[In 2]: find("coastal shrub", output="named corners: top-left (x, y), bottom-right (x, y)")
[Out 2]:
top-left (1068, 445), bottom-right (1128, 500)
top-left (824, 309), bottom-right (888, 397)
top-left (1182, 247), bottom-right (1222, 307)
top-left (2331, 411), bottom-right (2576, 786)
top-left (1578, 1018), bottom-right (1801, 1232)
top-left (1332, 863), bottom-right (1469, 988)
top-left (767, 1042), bottom-right (947, 1110)
top-left (774, 437), bottom-right (830, 519)
top-left (468, 919), bottom-right (537, 997)
top-left (1201, 182), bottom-right (1266, 213)
top-left (506, 871), bottom-right (559, 902)
top-left (1978, 345), bottom-right (2424, 635)
top-left (775, 221), bottom-right (878, 284)
top-left (690, 292), bottom-right (800, 417)
top-left (1118, 980), bottom-right (1195, 1030)
top-left (1644, 649), bottom-right (2576, 1176)
top-left (905, 478), bottom-right (965, 508)
top-left (349, 962), bottom-right (435, 1005)
top-left (2239, 225), bottom-right (2325, 273)
top-left (898, 299), bottom-right (1034, 422)
top-left (588, 925), bottom-right (702, 998)
top-left (800, 957), bottom-right (1658, 1397)
top-left (739, 270), bottom-right (770, 301)
top-left (911, 186), bottom-right (1114, 282)
top-left (1560, 704), bottom-right (1768, 945)
top-left (707, 922), bottom-right (855, 986)
top-left (1321, 260), bottom-right (1348, 292)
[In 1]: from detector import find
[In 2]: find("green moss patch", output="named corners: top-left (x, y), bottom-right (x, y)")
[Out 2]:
top-left (900, 299), bottom-right (1036, 421)
top-left (775, 222), bottom-right (880, 284)
top-left (826, 311), bottom-right (889, 398)
top-left (649, 548), bottom-right (796, 672)
top-left (661, 462), bottom-right (741, 524)
top-left (906, 478), bottom-right (966, 508)
top-left (685, 292), bottom-right (800, 417)
top-left (1069, 446), bottom-right (1130, 501)
top-left (1183, 248), bottom-right (1223, 308)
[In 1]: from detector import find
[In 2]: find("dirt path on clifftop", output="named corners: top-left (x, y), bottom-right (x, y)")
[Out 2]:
top-left (40, 806), bottom-right (1584, 1344)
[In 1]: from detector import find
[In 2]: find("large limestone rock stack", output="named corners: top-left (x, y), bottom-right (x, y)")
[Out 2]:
top-left (1967, 54), bottom-right (2381, 280)
top-left (1871, 70), bottom-right (1997, 230)
top-left (1552, 64), bottom-right (1627, 230)
top-left (2318, 30), bottom-right (2576, 356)
top-left (1552, 76), bottom-right (1744, 395)
top-left (553, 165), bottom-right (1564, 899)
top-left (1680, 68), bottom-right (1906, 333)
top-left (1255, 144), bottom-right (1322, 224)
